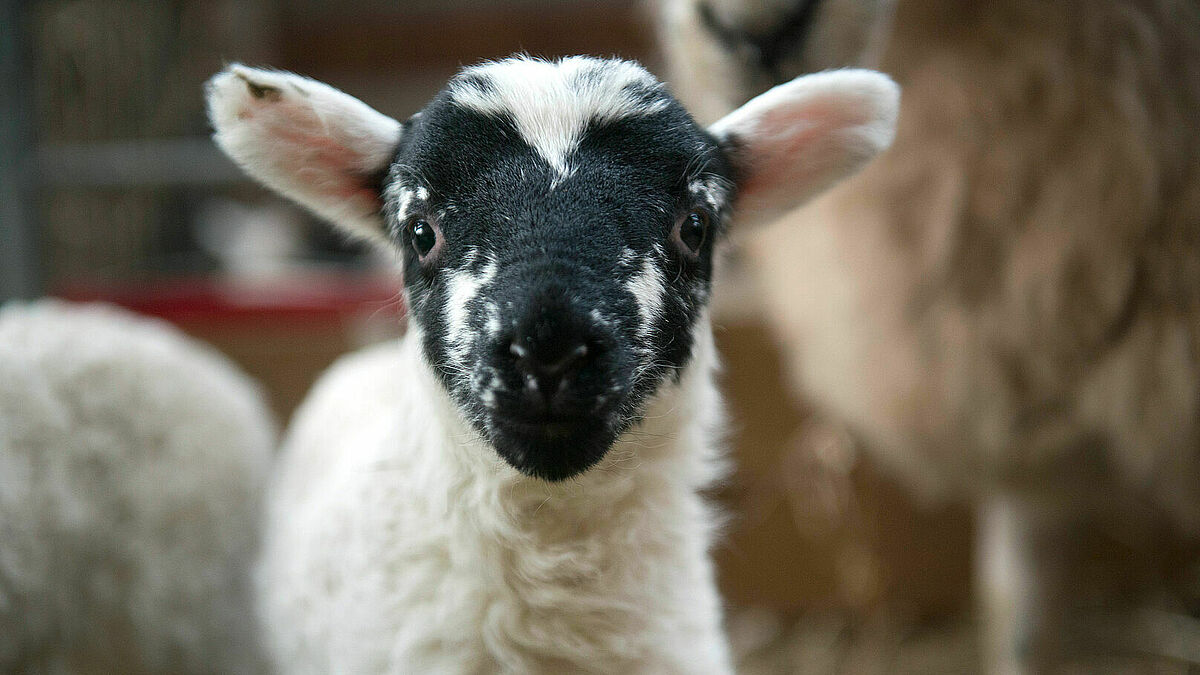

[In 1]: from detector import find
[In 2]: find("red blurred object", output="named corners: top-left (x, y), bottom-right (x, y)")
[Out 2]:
top-left (54, 272), bottom-right (405, 326)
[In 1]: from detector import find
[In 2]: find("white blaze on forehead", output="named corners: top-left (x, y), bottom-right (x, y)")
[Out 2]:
top-left (445, 259), bottom-right (499, 362)
top-left (626, 257), bottom-right (666, 339)
top-left (449, 56), bottom-right (670, 175)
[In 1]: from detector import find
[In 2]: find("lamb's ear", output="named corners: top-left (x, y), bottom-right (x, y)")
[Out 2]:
top-left (709, 69), bottom-right (899, 227)
top-left (205, 64), bottom-right (402, 243)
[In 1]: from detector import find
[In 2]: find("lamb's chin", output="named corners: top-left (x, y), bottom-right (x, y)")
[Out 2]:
top-left (487, 417), bottom-right (617, 481)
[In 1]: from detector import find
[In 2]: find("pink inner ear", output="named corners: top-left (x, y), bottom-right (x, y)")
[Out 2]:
top-left (738, 122), bottom-right (824, 203)
top-left (739, 98), bottom-right (867, 205)
top-left (273, 126), bottom-right (381, 209)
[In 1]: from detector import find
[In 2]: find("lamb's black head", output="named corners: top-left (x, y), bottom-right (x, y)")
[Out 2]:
top-left (381, 58), bottom-right (732, 479)
top-left (206, 55), bottom-right (899, 480)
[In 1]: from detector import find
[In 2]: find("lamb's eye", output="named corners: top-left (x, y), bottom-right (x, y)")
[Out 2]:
top-left (410, 219), bottom-right (439, 260)
top-left (674, 210), bottom-right (709, 257)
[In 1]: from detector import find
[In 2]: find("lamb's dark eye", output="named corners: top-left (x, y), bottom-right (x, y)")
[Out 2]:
top-left (674, 210), bottom-right (709, 257)
top-left (410, 219), bottom-right (439, 260)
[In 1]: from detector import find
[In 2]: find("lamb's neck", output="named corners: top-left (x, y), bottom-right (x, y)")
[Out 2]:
top-left (397, 326), bottom-right (729, 670)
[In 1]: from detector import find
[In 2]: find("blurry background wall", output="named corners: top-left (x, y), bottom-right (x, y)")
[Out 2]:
top-left (16, 0), bottom-right (659, 286)
top-left (6, 0), bottom-right (975, 669)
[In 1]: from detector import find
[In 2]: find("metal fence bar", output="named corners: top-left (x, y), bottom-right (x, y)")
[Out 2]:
top-left (36, 138), bottom-right (248, 188)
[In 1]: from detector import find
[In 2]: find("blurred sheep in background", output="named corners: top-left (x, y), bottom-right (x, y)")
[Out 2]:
top-left (660, 0), bottom-right (1200, 671)
top-left (0, 300), bottom-right (274, 674)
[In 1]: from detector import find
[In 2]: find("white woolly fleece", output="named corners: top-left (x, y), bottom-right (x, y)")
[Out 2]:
top-left (0, 300), bottom-right (276, 674)
top-left (257, 325), bottom-right (733, 674)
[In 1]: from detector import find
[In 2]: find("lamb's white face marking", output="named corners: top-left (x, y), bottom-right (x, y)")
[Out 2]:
top-left (445, 259), bottom-right (498, 363)
top-left (589, 308), bottom-right (611, 328)
top-left (450, 56), bottom-right (670, 176)
top-left (385, 176), bottom-right (435, 236)
top-left (383, 182), bottom-right (412, 225)
top-left (626, 257), bottom-right (667, 340)
top-left (476, 368), bottom-right (502, 410)
top-left (688, 177), bottom-right (729, 211)
top-left (479, 388), bottom-right (496, 409)
top-left (484, 302), bottom-right (502, 338)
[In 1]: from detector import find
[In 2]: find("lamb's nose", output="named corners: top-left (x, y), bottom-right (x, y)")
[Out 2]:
top-left (510, 337), bottom-right (590, 400)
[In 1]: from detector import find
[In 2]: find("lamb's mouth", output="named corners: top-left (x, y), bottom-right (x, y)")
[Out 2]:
top-left (486, 411), bottom-right (620, 481)
top-left (498, 417), bottom-right (579, 438)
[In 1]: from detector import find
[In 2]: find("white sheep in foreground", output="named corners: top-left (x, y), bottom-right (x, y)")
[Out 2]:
top-left (660, 0), bottom-right (1200, 670)
top-left (0, 300), bottom-right (275, 674)
top-left (206, 55), bottom-right (898, 672)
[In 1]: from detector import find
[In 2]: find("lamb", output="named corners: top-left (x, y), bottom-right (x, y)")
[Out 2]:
top-left (0, 299), bottom-right (275, 674)
top-left (658, 0), bottom-right (1200, 670)
top-left (205, 55), bottom-right (899, 672)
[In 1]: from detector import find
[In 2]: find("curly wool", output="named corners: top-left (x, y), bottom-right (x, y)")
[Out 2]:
top-left (0, 300), bottom-right (275, 674)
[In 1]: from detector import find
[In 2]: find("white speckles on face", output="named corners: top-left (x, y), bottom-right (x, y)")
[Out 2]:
top-left (687, 176), bottom-right (731, 211)
top-left (444, 259), bottom-right (499, 365)
top-left (687, 179), bottom-right (712, 210)
top-left (384, 175), bottom-right (436, 233)
top-left (485, 302), bottom-right (502, 339)
top-left (626, 257), bottom-right (666, 341)
top-left (473, 367), bottom-right (502, 410)
top-left (449, 56), bottom-right (670, 177)
top-left (589, 308), bottom-right (611, 328)
top-left (383, 182), bottom-right (413, 225)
